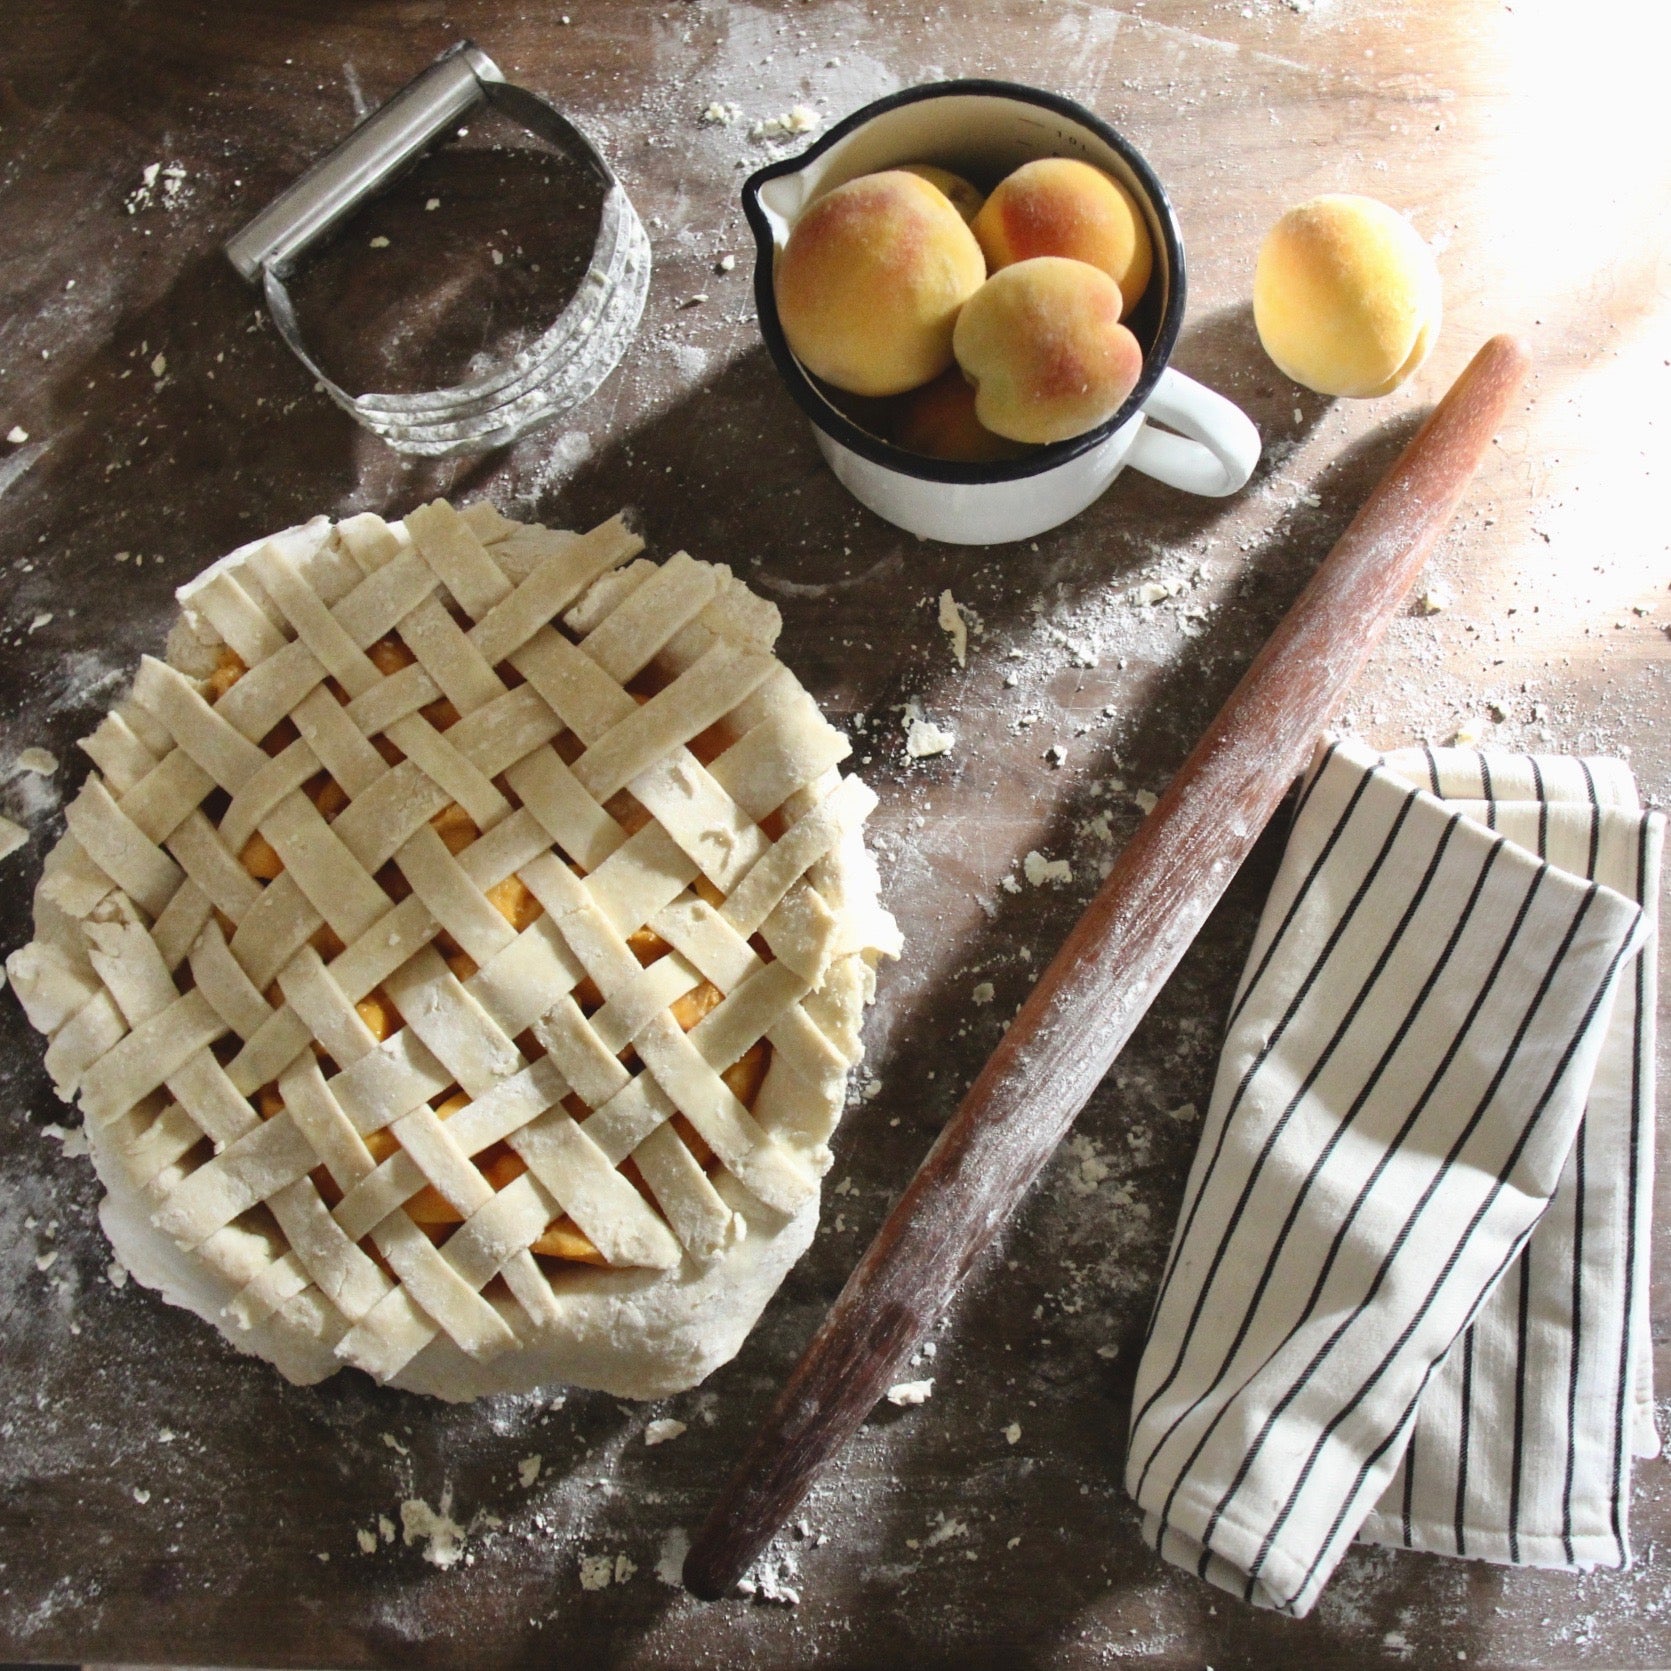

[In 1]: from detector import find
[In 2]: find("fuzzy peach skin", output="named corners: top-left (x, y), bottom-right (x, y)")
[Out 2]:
top-left (952, 257), bottom-right (1144, 445)
top-left (774, 170), bottom-right (988, 397)
top-left (972, 157), bottom-right (1153, 316)
top-left (897, 163), bottom-right (985, 225)
top-left (893, 368), bottom-right (1032, 463)
top-left (1254, 194), bottom-right (1442, 398)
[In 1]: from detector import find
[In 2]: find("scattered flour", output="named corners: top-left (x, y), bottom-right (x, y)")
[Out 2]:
top-left (656, 1526), bottom-right (691, 1586)
top-left (579, 1551), bottom-right (636, 1589)
top-left (400, 1492), bottom-right (469, 1569)
top-left (938, 590), bottom-right (968, 667)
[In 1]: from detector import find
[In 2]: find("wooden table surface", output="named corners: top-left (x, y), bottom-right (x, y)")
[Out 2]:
top-left (2, 2), bottom-right (1669, 1666)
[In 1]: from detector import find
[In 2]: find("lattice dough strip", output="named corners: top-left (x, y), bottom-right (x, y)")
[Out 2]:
top-left (395, 824), bottom-right (519, 968)
top-left (721, 773), bottom-right (877, 938)
top-left (531, 996), bottom-right (633, 1110)
top-left (578, 549), bottom-right (717, 685)
top-left (120, 747), bottom-right (215, 846)
top-left (382, 945), bottom-right (524, 1100)
top-left (708, 696), bottom-right (853, 823)
top-left (406, 499), bottom-right (517, 619)
top-left (246, 542), bottom-right (384, 698)
top-left (217, 738), bottom-right (327, 856)
top-left (133, 657), bottom-right (269, 790)
top-left (266, 1177), bottom-right (392, 1324)
top-left (468, 515), bottom-right (642, 668)
top-left (631, 1120), bottom-right (737, 1260)
top-left (360, 1212), bottom-right (517, 1363)
top-left (572, 640), bottom-right (778, 804)
top-left (687, 962), bottom-right (811, 1078)
top-left (502, 746), bottom-right (627, 875)
top-left (465, 915), bottom-right (586, 1043)
top-left (276, 945), bottom-right (381, 1069)
top-left (507, 1109), bottom-right (681, 1269)
top-left (188, 919), bottom-right (273, 1041)
top-left (333, 1057), bottom-right (567, 1241)
top-left (510, 624), bottom-right (638, 742)
top-left (165, 811), bottom-right (263, 925)
top-left (83, 710), bottom-right (167, 794)
top-left (325, 1026), bottom-right (453, 1138)
top-left (80, 990), bottom-right (226, 1126)
top-left (582, 823), bottom-right (700, 940)
top-left (630, 752), bottom-right (771, 894)
top-left (394, 591), bottom-right (508, 716)
top-left (631, 1015), bottom-right (814, 1215)
top-left (150, 877), bottom-right (215, 973)
top-left (64, 779), bottom-right (183, 919)
top-left (45, 989), bottom-right (127, 1099)
top-left (152, 1109), bottom-right (319, 1248)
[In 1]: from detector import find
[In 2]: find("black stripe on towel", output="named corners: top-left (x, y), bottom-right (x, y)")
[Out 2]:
top-left (1136, 813), bottom-right (1472, 1511)
top-left (1256, 893), bottom-right (1634, 1610)
top-left (1183, 848), bottom-right (1544, 1564)
top-left (1132, 779), bottom-right (1420, 1408)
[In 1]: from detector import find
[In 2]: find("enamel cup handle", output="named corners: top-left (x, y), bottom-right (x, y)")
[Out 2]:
top-left (1125, 367), bottom-right (1262, 497)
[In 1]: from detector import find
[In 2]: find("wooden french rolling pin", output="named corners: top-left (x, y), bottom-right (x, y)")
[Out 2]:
top-left (684, 333), bottom-right (1532, 1599)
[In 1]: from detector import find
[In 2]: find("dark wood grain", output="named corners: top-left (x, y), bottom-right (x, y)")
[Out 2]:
top-left (685, 335), bottom-right (1532, 1598)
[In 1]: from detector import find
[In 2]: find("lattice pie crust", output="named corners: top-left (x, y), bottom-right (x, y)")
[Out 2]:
top-left (5, 501), bottom-right (900, 1401)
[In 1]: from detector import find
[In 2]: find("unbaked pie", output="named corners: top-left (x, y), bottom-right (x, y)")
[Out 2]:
top-left (5, 501), bottom-right (899, 1400)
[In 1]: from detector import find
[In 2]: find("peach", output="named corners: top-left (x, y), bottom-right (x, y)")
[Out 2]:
top-left (972, 157), bottom-right (1153, 316)
top-left (1254, 194), bottom-right (1441, 398)
top-left (893, 369), bottom-right (1031, 463)
top-left (897, 163), bottom-right (985, 225)
top-left (774, 170), bottom-right (987, 397)
top-left (953, 257), bottom-right (1144, 445)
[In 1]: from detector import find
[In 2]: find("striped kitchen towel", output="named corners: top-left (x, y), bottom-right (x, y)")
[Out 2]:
top-left (1125, 734), bottom-right (1661, 1618)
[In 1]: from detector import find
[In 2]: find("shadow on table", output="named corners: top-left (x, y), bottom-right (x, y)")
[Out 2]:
top-left (0, 181), bottom-right (1482, 1667)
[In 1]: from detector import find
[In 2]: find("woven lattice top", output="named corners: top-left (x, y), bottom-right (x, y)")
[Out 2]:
top-left (6, 501), bottom-right (898, 1399)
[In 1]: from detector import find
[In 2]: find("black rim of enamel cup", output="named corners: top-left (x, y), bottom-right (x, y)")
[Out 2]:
top-left (742, 79), bottom-right (1188, 486)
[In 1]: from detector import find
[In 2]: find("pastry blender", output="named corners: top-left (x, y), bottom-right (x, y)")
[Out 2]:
top-left (224, 42), bottom-right (649, 456)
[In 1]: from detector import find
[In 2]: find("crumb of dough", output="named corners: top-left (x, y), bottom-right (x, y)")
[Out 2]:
top-left (971, 981), bottom-right (995, 1005)
top-left (1023, 851), bottom-right (1072, 887)
top-left (6, 426), bottom-right (27, 444)
top-left (645, 1418), bottom-right (688, 1446)
top-left (1132, 789), bottom-right (1159, 814)
top-left (938, 589), bottom-right (968, 667)
top-left (15, 747), bottom-right (57, 775)
top-left (886, 1378), bottom-right (934, 1406)
top-left (357, 1528), bottom-right (378, 1554)
top-left (905, 717), bottom-right (955, 758)
top-left (517, 1455), bottom-right (542, 1487)
top-left (1004, 1422), bottom-right (1022, 1444)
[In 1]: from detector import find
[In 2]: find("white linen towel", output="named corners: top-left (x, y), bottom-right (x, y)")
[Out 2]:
top-left (1125, 735), bottom-right (1661, 1617)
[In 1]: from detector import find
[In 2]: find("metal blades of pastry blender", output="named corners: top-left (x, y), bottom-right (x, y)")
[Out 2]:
top-left (224, 43), bottom-right (649, 457)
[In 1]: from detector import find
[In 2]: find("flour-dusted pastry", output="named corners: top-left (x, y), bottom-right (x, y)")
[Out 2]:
top-left (5, 501), bottom-right (900, 1401)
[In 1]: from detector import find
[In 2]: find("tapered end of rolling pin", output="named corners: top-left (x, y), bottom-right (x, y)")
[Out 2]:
top-left (683, 331), bottom-right (1531, 1602)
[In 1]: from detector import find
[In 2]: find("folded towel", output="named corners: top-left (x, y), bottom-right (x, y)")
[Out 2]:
top-left (1125, 735), bottom-right (1662, 1618)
